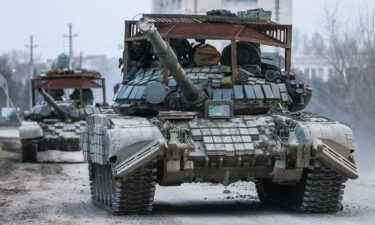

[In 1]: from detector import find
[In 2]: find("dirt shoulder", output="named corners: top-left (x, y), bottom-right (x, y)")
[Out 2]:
top-left (0, 151), bottom-right (374, 225)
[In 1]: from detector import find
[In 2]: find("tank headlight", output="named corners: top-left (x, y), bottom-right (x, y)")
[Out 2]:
top-left (205, 100), bottom-right (233, 119)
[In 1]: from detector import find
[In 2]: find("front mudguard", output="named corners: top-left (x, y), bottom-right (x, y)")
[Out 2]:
top-left (294, 121), bottom-right (355, 155)
top-left (19, 121), bottom-right (43, 140)
top-left (102, 120), bottom-right (166, 178)
top-left (294, 121), bottom-right (358, 179)
top-left (274, 121), bottom-right (358, 182)
top-left (312, 139), bottom-right (358, 179)
top-left (109, 138), bottom-right (166, 178)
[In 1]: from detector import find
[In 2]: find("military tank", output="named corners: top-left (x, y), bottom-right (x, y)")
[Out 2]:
top-left (81, 13), bottom-right (358, 215)
top-left (19, 69), bottom-right (108, 162)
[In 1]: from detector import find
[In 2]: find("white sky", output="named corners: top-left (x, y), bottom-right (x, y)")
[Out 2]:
top-left (293, 0), bottom-right (375, 35)
top-left (0, 0), bottom-right (374, 61)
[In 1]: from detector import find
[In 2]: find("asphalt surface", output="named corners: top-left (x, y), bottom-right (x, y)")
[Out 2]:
top-left (0, 150), bottom-right (374, 225)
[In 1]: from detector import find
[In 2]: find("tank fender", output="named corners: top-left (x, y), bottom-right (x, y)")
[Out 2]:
top-left (18, 121), bottom-right (43, 140)
top-left (293, 122), bottom-right (358, 179)
top-left (273, 121), bottom-right (358, 182)
top-left (104, 125), bottom-right (166, 178)
top-left (294, 121), bottom-right (355, 157)
top-left (312, 139), bottom-right (358, 179)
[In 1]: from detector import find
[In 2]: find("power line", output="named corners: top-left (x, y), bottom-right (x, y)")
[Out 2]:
top-left (63, 23), bottom-right (78, 69)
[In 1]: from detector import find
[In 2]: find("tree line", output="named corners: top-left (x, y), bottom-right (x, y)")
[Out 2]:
top-left (301, 8), bottom-right (375, 165)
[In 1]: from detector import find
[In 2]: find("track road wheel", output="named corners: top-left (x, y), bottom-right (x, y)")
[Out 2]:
top-left (256, 160), bottom-right (346, 213)
top-left (88, 161), bottom-right (157, 215)
top-left (21, 139), bottom-right (38, 163)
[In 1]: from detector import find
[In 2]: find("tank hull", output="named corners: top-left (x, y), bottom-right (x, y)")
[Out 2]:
top-left (37, 119), bottom-right (84, 151)
top-left (81, 112), bottom-right (357, 214)
top-left (20, 119), bottom-right (86, 162)
top-left (83, 113), bottom-right (358, 180)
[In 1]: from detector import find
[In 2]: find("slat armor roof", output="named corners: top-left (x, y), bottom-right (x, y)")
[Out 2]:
top-left (30, 68), bottom-right (107, 106)
top-left (125, 14), bottom-right (292, 49)
top-left (123, 13), bottom-right (293, 76)
top-left (143, 14), bottom-right (277, 25)
top-left (41, 69), bottom-right (101, 79)
top-left (33, 69), bottom-right (104, 90)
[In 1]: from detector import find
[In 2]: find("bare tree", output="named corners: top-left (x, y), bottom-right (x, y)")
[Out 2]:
top-left (316, 7), bottom-right (375, 129)
top-left (0, 55), bottom-right (30, 110)
top-left (303, 6), bottom-right (375, 162)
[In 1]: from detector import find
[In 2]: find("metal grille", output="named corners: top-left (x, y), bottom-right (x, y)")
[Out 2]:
top-left (143, 14), bottom-right (277, 26)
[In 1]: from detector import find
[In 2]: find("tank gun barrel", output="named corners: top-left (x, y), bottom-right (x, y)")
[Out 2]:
top-left (138, 17), bottom-right (202, 103)
top-left (38, 88), bottom-right (68, 118)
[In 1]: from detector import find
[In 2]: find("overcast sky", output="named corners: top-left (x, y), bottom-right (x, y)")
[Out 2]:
top-left (0, 0), bottom-right (374, 61)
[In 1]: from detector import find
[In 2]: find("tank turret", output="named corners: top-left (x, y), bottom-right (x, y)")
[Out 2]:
top-left (38, 88), bottom-right (68, 119)
top-left (138, 17), bottom-right (203, 104)
top-left (19, 68), bottom-right (108, 162)
top-left (113, 17), bottom-right (313, 115)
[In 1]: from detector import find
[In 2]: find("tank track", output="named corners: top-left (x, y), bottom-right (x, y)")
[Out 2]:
top-left (21, 139), bottom-right (38, 163)
top-left (38, 138), bottom-right (80, 152)
top-left (88, 162), bottom-right (157, 215)
top-left (256, 160), bottom-right (345, 213)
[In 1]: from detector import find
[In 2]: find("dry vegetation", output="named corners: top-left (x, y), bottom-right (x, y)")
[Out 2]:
top-left (304, 7), bottom-right (375, 165)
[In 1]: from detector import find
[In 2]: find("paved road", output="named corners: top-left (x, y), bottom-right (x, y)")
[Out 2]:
top-left (0, 151), bottom-right (374, 225)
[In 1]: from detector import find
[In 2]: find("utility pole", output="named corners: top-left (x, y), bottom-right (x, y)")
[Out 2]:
top-left (63, 23), bottom-right (78, 69)
top-left (275, 0), bottom-right (280, 23)
top-left (79, 51), bottom-right (83, 68)
top-left (274, 0), bottom-right (281, 69)
top-left (25, 35), bottom-right (37, 109)
top-left (194, 0), bottom-right (198, 14)
top-left (25, 35), bottom-right (37, 75)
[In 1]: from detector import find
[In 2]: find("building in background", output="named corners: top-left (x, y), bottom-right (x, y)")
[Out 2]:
top-left (222, 0), bottom-right (258, 13)
top-left (153, 0), bottom-right (221, 14)
top-left (292, 55), bottom-right (333, 81)
top-left (258, 0), bottom-right (292, 24)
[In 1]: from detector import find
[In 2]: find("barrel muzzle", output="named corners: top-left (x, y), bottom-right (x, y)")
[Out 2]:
top-left (138, 17), bottom-right (156, 33)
